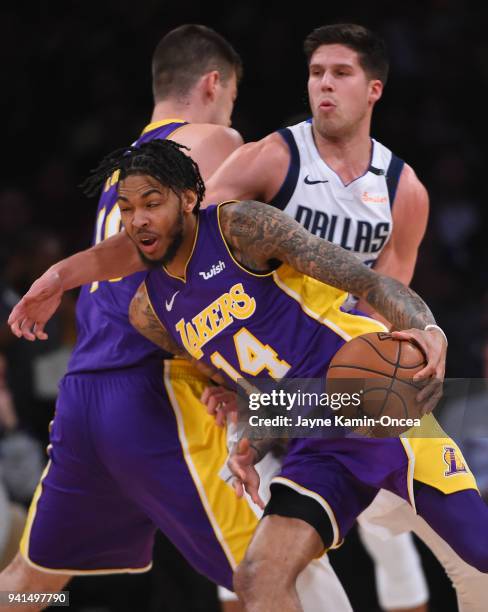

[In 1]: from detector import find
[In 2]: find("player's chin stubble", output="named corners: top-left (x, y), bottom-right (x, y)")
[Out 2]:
top-left (136, 209), bottom-right (185, 269)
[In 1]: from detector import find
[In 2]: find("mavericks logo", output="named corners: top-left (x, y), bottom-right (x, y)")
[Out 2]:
top-left (443, 446), bottom-right (468, 477)
top-left (361, 191), bottom-right (388, 204)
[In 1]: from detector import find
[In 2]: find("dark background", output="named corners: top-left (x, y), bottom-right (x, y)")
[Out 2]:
top-left (1, 1), bottom-right (487, 610)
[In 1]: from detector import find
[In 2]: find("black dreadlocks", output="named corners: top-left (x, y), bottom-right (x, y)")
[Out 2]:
top-left (81, 139), bottom-right (206, 214)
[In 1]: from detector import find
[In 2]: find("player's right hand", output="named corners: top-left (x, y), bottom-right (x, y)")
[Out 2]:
top-left (391, 327), bottom-right (446, 415)
top-left (228, 438), bottom-right (264, 509)
top-left (8, 270), bottom-right (64, 341)
top-left (201, 385), bottom-right (238, 427)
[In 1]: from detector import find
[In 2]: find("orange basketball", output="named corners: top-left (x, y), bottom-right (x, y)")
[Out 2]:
top-left (326, 332), bottom-right (427, 437)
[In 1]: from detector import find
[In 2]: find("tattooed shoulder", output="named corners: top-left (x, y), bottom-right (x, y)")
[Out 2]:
top-left (218, 200), bottom-right (291, 271)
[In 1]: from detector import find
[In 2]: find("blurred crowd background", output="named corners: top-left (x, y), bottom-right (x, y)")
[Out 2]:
top-left (0, 1), bottom-right (487, 610)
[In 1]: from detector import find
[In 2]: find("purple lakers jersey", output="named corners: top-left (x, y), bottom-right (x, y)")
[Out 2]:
top-left (144, 203), bottom-right (383, 383)
top-left (68, 119), bottom-right (187, 373)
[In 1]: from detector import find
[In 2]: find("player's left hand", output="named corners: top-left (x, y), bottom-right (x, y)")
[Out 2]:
top-left (391, 327), bottom-right (446, 414)
top-left (201, 385), bottom-right (238, 427)
top-left (8, 270), bottom-right (64, 341)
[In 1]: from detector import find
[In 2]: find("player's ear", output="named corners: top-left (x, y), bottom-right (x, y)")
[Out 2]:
top-left (181, 189), bottom-right (198, 213)
top-left (369, 79), bottom-right (383, 105)
top-left (201, 70), bottom-right (220, 102)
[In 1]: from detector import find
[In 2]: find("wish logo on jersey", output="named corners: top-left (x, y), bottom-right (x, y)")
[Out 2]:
top-left (175, 283), bottom-right (256, 359)
top-left (199, 260), bottom-right (226, 280)
top-left (443, 446), bottom-right (469, 477)
top-left (295, 205), bottom-right (390, 254)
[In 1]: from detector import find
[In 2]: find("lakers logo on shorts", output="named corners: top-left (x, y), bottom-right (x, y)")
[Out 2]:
top-left (443, 446), bottom-right (468, 477)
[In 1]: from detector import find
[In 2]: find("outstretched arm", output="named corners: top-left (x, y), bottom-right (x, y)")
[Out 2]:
top-left (219, 201), bottom-right (446, 383)
top-left (58, 230), bottom-right (144, 289)
top-left (9, 231), bottom-right (144, 341)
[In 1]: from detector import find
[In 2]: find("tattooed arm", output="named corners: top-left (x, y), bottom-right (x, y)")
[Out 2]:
top-left (219, 201), bottom-right (446, 388)
top-left (129, 282), bottom-right (226, 385)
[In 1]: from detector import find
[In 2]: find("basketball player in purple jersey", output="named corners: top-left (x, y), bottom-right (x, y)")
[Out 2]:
top-left (2, 25), bottom-right (357, 612)
top-left (0, 24), bottom-right (260, 607)
top-left (202, 23), bottom-right (488, 612)
top-left (7, 23), bottom-right (484, 612)
top-left (72, 139), bottom-right (488, 612)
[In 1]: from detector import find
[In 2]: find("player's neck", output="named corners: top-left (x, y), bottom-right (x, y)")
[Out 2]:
top-left (312, 122), bottom-right (372, 184)
top-left (164, 213), bottom-right (199, 279)
top-left (151, 98), bottom-right (208, 125)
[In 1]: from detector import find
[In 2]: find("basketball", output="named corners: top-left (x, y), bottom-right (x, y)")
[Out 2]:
top-left (327, 332), bottom-right (427, 437)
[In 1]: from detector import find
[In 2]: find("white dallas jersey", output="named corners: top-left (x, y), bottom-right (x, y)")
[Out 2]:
top-left (270, 120), bottom-right (404, 269)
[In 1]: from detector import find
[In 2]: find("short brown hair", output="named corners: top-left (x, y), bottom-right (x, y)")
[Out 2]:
top-left (152, 24), bottom-right (242, 101)
top-left (304, 23), bottom-right (389, 84)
